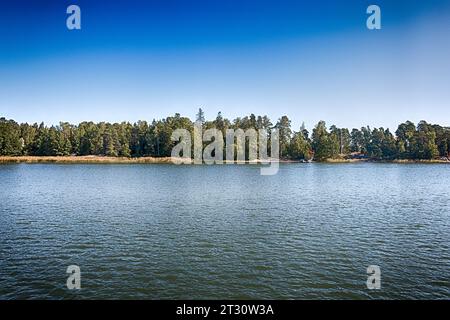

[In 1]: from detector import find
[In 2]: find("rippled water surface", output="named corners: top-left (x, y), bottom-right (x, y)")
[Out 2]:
top-left (0, 163), bottom-right (449, 299)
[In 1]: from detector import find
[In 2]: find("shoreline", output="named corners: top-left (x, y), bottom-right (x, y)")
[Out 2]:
top-left (324, 158), bottom-right (450, 164)
top-left (0, 156), bottom-right (296, 164)
top-left (0, 156), bottom-right (449, 164)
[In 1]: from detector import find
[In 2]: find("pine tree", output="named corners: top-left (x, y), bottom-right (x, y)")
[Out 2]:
top-left (196, 108), bottom-right (205, 124)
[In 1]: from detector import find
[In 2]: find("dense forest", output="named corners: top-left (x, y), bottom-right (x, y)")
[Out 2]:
top-left (1, 109), bottom-right (449, 161)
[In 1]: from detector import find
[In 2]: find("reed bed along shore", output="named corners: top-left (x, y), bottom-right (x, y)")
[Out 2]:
top-left (0, 156), bottom-right (175, 164)
top-left (0, 156), bottom-right (284, 164)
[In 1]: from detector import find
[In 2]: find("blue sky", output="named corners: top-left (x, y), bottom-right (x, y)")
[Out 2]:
top-left (1, 0), bottom-right (449, 131)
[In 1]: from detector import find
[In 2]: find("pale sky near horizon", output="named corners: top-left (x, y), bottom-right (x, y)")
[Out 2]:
top-left (1, 0), bottom-right (449, 131)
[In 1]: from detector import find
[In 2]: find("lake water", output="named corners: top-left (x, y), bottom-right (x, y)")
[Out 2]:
top-left (0, 163), bottom-right (449, 299)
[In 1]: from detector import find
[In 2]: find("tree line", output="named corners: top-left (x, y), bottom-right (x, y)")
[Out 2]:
top-left (1, 109), bottom-right (449, 161)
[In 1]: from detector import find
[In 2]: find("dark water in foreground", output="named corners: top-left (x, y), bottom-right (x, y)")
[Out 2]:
top-left (0, 163), bottom-right (449, 299)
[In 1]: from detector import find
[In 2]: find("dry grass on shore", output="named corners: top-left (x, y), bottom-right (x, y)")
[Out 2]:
top-left (0, 156), bottom-right (448, 164)
top-left (0, 156), bottom-right (300, 164)
top-left (0, 155), bottom-right (177, 164)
